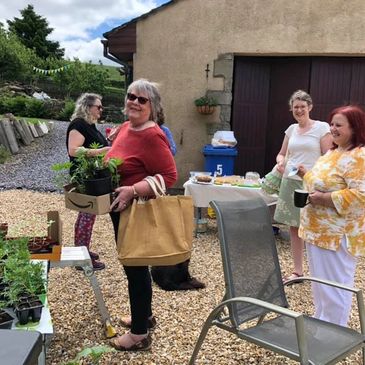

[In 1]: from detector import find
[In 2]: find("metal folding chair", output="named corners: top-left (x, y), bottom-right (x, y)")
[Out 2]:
top-left (189, 198), bottom-right (365, 364)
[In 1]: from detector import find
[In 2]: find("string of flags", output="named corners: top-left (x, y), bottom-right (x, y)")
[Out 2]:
top-left (32, 64), bottom-right (71, 75)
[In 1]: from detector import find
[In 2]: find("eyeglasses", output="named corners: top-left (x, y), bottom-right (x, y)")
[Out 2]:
top-left (127, 93), bottom-right (149, 105)
top-left (91, 105), bottom-right (103, 110)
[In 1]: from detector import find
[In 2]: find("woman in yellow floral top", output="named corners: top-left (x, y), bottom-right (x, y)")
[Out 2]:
top-left (298, 105), bottom-right (365, 326)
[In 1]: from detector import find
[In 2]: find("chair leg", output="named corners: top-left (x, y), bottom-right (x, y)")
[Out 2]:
top-left (189, 320), bottom-right (213, 365)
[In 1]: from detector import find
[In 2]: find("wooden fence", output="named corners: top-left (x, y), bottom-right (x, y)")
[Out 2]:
top-left (0, 117), bottom-right (51, 155)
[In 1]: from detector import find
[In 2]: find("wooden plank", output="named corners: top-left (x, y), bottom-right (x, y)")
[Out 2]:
top-left (38, 121), bottom-right (49, 134)
top-left (28, 123), bottom-right (39, 138)
top-left (19, 119), bottom-right (34, 143)
top-left (0, 121), bottom-right (11, 151)
top-left (34, 122), bottom-right (45, 137)
top-left (13, 119), bottom-right (32, 146)
top-left (1, 118), bottom-right (19, 154)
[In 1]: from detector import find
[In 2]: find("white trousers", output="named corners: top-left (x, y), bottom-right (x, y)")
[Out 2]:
top-left (306, 237), bottom-right (357, 326)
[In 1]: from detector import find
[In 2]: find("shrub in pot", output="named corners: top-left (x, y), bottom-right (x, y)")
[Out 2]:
top-left (2, 237), bottom-right (46, 325)
top-left (52, 142), bottom-right (122, 195)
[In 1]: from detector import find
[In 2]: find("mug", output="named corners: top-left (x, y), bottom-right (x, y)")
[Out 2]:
top-left (294, 189), bottom-right (309, 208)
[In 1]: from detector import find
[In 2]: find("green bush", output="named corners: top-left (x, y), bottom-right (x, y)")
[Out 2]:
top-left (58, 99), bottom-right (75, 121)
top-left (0, 96), bottom-right (28, 115)
top-left (25, 98), bottom-right (47, 118)
top-left (0, 95), bottom-right (56, 119)
top-left (0, 145), bottom-right (11, 164)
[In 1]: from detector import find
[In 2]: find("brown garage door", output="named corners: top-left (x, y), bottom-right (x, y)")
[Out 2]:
top-left (232, 56), bottom-right (365, 176)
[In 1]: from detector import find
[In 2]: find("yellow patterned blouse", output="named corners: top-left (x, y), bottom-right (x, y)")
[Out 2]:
top-left (299, 147), bottom-right (365, 256)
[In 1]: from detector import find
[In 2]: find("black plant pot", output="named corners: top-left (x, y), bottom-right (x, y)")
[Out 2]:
top-left (84, 176), bottom-right (113, 196)
top-left (0, 281), bottom-right (8, 302)
top-left (15, 302), bottom-right (31, 325)
top-left (0, 310), bottom-right (13, 329)
top-left (28, 300), bottom-right (43, 322)
top-left (94, 168), bottom-right (111, 179)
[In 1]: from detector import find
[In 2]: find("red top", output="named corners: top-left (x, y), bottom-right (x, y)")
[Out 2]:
top-left (106, 122), bottom-right (177, 187)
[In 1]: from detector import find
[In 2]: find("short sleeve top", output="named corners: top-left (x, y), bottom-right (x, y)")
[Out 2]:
top-left (299, 147), bottom-right (365, 256)
top-left (66, 118), bottom-right (108, 174)
top-left (284, 120), bottom-right (330, 180)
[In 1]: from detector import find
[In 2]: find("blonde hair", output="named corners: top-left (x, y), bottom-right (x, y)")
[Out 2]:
top-left (71, 93), bottom-right (102, 123)
top-left (289, 90), bottom-right (313, 110)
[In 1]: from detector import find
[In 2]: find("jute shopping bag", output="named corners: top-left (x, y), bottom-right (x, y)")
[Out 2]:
top-left (117, 175), bottom-right (194, 266)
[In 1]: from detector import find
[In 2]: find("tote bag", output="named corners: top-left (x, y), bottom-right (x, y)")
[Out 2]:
top-left (261, 143), bottom-right (291, 195)
top-left (117, 175), bottom-right (194, 266)
top-left (261, 164), bottom-right (283, 195)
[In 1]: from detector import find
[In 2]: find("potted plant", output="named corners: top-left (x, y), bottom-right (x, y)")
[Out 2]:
top-left (52, 142), bottom-right (122, 196)
top-left (1, 237), bottom-right (46, 325)
top-left (194, 95), bottom-right (218, 115)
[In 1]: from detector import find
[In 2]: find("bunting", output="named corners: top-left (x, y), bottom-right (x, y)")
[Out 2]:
top-left (32, 64), bottom-right (71, 75)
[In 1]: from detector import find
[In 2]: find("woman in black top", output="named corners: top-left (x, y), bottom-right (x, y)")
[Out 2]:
top-left (66, 93), bottom-right (110, 270)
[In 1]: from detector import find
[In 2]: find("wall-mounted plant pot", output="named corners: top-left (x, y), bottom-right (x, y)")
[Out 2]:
top-left (196, 105), bottom-right (216, 115)
top-left (84, 176), bottom-right (113, 196)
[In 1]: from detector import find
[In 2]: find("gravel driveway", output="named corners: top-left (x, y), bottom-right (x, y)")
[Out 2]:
top-left (0, 122), bottom-right (363, 364)
top-left (0, 120), bottom-right (112, 192)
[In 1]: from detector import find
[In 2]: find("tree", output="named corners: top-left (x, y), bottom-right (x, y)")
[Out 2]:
top-left (0, 26), bottom-right (40, 82)
top-left (7, 5), bottom-right (64, 60)
top-left (51, 59), bottom-right (109, 96)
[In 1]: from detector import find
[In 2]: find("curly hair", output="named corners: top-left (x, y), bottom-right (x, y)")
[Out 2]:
top-left (71, 93), bottom-right (102, 124)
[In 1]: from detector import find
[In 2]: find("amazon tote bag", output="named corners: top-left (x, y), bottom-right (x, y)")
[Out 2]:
top-left (117, 175), bottom-right (194, 266)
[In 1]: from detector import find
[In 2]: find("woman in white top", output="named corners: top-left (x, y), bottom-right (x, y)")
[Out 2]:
top-left (274, 90), bottom-right (333, 283)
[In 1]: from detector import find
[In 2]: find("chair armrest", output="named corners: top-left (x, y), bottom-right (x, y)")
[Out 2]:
top-left (219, 297), bottom-right (309, 362)
top-left (292, 276), bottom-right (361, 293)
top-left (287, 276), bottom-right (365, 334)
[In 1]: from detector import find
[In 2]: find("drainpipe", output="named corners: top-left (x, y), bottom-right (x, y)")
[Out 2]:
top-left (102, 40), bottom-right (132, 94)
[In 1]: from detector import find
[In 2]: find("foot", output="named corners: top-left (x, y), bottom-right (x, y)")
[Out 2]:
top-left (92, 260), bottom-right (105, 271)
top-left (120, 316), bottom-right (157, 330)
top-left (89, 251), bottom-right (99, 260)
top-left (178, 277), bottom-right (206, 290)
top-left (109, 332), bottom-right (152, 351)
top-left (283, 272), bottom-right (303, 285)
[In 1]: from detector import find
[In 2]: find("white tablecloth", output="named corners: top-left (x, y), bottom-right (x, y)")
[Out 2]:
top-left (183, 180), bottom-right (277, 208)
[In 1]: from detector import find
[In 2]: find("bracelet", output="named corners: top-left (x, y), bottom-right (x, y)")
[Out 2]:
top-left (132, 185), bottom-right (138, 198)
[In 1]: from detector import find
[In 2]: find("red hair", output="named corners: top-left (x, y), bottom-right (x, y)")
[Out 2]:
top-left (329, 105), bottom-right (365, 149)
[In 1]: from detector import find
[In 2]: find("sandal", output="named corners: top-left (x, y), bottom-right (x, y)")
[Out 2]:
top-left (109, 332), bottom-right (152, 352)
top-left (283, 272), bottom-right (303, 286)
top-left (120, 316), bottom-right (157, 330)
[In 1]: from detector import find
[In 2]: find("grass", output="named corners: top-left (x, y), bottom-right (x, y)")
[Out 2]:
top-left (0, 115), bottom-right (51, 124)
top-left (95, 64), bottom-right (124, 82)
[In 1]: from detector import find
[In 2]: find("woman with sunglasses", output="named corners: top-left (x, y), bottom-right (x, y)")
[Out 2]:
top-left (66, 93), bottom-right (110, 270)
top-left (107, 79), bottom-right (177, 351)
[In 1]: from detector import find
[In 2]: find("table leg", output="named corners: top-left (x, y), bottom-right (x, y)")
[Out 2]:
top-left (194, 207), bottom-right (207, 235)
top-left (83, 267), bottom-right (117, 338)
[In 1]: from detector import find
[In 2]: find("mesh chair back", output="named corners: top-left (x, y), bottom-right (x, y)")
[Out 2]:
top-left (211, 198), bottom-right (288, 327)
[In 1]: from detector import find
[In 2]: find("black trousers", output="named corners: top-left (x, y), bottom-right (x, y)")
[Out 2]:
top-left (110, 212), bottom-right (152, 334)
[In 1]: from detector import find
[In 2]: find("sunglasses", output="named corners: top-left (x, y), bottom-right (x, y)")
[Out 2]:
top-left (127, 93), bottom-right (149, 105)
top-left (91, 105), bottom-right (103, 110)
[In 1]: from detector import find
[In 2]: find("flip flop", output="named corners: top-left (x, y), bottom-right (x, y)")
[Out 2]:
top-left (283, 272), bottom-right (303, 286)
top-left (109, 332), bottom-right (152, 352)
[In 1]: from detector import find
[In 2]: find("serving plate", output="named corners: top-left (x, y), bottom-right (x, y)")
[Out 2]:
top-left (191, 178), bottom-right (214, 185)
